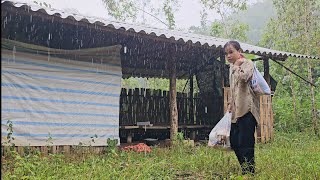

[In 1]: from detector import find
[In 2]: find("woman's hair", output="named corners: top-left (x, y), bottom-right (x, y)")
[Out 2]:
top-left (224, 40), bottom-right (243, 52)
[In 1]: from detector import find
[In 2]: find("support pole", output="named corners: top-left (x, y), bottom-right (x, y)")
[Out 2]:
top-left (263, 57), bottom-right (271, 86)
top-left (189, 73), bottom-right (194, 124)
top-left (169, 52), bottom-right (178, 142)
top-left (220, 50), bottom-right (226, 87)
top-left (220, 50), bottom-right (227, 114)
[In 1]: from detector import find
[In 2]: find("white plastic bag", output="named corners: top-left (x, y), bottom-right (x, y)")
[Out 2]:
top-left (250, 63), bottom-right (271, 95)
top-left (208, 112), bottom-right (231, 147)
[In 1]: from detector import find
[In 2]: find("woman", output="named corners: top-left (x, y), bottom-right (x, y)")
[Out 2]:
top-left (225, 40), bottom-right (260, 175)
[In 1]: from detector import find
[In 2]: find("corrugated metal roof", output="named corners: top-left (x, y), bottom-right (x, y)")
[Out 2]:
top-left (2, 0), bottom-right (319, 60)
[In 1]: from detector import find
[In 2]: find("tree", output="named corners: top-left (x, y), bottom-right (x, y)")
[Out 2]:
top-left (101, 0), bottom-right (180, 29)
top-left (199, 0), bottom-right (249, 42)
top-left (260, 0), bottom-right (320, 135)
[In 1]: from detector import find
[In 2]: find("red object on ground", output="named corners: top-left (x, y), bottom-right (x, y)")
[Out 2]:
top-left (121, 143), bottom-right (151, 153)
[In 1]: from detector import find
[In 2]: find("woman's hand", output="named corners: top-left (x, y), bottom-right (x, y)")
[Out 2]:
top-left (227, 104), bottom-right (232, 113)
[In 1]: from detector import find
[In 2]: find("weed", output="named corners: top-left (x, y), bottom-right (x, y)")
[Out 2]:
top-left (1, 132), bottom-right (319, 179)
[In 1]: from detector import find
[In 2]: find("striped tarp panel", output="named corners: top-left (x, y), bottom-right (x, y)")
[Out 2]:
top-left (1, 45), bottom-right (122, 146)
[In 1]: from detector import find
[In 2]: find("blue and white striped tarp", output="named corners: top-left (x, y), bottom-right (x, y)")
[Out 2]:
top-left (1, 46), bottom-right (122, 146)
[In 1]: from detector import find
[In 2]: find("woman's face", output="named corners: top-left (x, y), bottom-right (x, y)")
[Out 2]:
top-left (225, 45), bottom-right (241, 64)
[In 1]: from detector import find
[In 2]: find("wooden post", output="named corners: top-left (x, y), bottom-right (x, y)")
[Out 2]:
top-left (127, 131), bottom-right (132, 143)
top-left (263, 57), bottom-right (270, 85)
top-left (189, 73), bottom-right (194, 124)
top-left (169, 53), bottom-right (178, 141)
top-left (190, 131), bottom-right (196, 140)
top-left (220, 50), bottom-right (226, 87)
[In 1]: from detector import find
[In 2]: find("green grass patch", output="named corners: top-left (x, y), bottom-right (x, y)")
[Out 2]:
top-left (2, 131), bottom-right (319, 179)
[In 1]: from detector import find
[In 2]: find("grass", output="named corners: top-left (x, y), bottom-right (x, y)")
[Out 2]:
top-left (1, 131), bottom-right (320, 180)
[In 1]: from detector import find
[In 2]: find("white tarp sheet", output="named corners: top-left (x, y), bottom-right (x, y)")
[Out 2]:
top-left (1, 46), bottom-right (122, 146)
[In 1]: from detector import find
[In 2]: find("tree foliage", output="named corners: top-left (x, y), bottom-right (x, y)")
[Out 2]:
top-left (199, 0), bottom-right (249, 42)
top-left (101, 0), bottom-right (179, 29)
top-left (260, 0), bottom-right (320, 134)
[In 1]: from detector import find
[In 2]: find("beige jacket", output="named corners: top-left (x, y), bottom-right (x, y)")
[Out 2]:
top-left (228, 59), bottom-right (260, 124)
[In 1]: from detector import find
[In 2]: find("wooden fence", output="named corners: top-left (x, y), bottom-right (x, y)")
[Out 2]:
top-left (120, 88), bottom-right (209, 126)
top-left (223, 87), bottom-right (274, 143)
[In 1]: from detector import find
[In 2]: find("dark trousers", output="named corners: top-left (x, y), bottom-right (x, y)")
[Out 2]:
top-left (230, 112), bottom-right (257, 175)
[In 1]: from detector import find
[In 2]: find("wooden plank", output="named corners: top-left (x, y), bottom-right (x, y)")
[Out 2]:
top-left (179, 125), bottom-right (206, 128)
top-left (259, 96), bottom-right (265, 143)
top-left (269, 96), bottom-right (274, 141)
top-left (128, 89), bottom-right (133, 125)
top-left (120, 125), bottom-right (139, 129)
top-left (189, 75), bottom-right (194, 125)
top-left (220, 50), bottom-right (226, 88)
top-left (265, 96), bottom-right (269, 142)
top-left (263, 58), bottom-right (271, 85)
top-left (41, 146), bottom-right (48, 155)
top-left (270, 97), bottom-right (274, 140)
top-left (263, 96), bottom-right (267, 143)
top-left (17, 146), bottom-right (24, 156)
top-left (146, 89), bottom-right (151, 125)
top-left (254, 127), bottom-right (258, 143)
top-left (63, 145), bottom-right (70, 154)
top-left (162, 91), bottom-right (168, 125)
top-left (144, 126), bottom-right (169, 130)
top-left (51, 146), bottom-right (58, 154)
top-left (190, 131), bottom-right (196, 140)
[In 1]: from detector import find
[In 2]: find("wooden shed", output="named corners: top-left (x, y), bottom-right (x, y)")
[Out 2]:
top-left (1, 0), bottom-right (318, 154)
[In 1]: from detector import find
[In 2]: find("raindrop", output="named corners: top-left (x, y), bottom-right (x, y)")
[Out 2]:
top-left (30, 15), bottom-right (32, 23)
top-left (124, 46), bottom-right (127, 54)
top-left (80, 40), bottom-right (83, 47)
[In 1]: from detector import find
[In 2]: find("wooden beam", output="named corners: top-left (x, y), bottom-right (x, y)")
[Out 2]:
top-left (169, 53), bottom-right (178, 141)
top-left (189, 74), bottom-right (194, 124)
top-left (263, 57), bottom-right (271, 85)
top-left (220, 50), bottom-right (226, 87)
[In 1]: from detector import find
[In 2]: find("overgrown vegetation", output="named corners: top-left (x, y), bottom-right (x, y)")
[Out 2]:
top-left (2, 131), bottom-right (319, 179)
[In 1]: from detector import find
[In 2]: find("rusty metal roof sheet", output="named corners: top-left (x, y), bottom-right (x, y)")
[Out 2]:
top-left (2, 0), bottom-right (319, 60)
